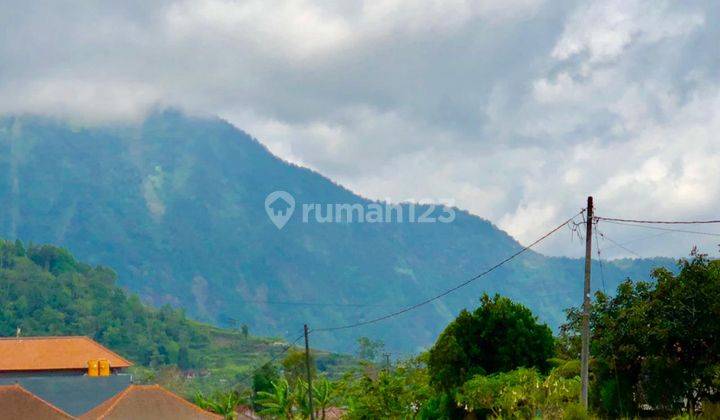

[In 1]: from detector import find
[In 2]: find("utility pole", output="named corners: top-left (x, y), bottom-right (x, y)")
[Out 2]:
top-left (383, 353), bottom-right (391, 371)
top-left (581, 196), bottom-right (593, 408)
top-left (304, 324), bottom-right (315, 420)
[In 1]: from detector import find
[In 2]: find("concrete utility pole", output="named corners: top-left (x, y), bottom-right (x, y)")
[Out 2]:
top-left (304, 324), bottom-right (315, 420)
top-left (581, 196), bottom-right (593, 408)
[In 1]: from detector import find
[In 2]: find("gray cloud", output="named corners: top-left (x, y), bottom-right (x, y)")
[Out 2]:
top-left (1, 0), bottom-right (719, 258)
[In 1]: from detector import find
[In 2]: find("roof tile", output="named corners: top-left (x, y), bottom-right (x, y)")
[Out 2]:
top-left (0, 384), bottom-right (74, 419)
top-left (80, 385), bottom-right (222, 420)
top-left (0, 336), bottom-right (133, 371)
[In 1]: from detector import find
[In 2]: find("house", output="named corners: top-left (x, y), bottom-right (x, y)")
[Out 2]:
top-left (0, 384), bottom-right (74, 419)
top-left (0, 336), bottom-right (133, 375)
top-left (0, 335), bottom-right (221, 419)
top-left (0, 336), bottom-right (133, 416)
top-left (79, 384), bottom-right (222, 420)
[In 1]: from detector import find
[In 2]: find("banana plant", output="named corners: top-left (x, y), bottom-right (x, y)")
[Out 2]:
top-left (257, 378), bottom-right (295, 419)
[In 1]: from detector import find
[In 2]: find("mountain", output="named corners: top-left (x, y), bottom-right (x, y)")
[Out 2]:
top-left (0, 239), bottom-right (355, 396)
top-left (0, 110), bottom-right (671, 353)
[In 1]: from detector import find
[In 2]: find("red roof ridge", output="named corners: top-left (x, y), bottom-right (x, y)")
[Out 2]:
top-left (81, 384), bottom-right (221, 419)
top-left (0, 383), bottom-right (74, 419)
top-left (91, 384), bottom-right (134, 420)
top-left (130, 384), bottom-right (222, 418)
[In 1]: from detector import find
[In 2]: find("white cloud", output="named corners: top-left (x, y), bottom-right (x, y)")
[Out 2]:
top-left (0, 0), bottom-right (718, 258)
top-left (552, 0), bottom-right (704, 64)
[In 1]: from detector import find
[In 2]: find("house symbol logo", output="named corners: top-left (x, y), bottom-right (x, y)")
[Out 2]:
top-left (264, 191), bottom-right (295, 229)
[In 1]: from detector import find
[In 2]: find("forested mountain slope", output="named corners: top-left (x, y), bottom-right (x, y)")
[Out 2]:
top-left (0, 111), bottom-right (670, 352)
top-left (0, 239), bottom-right (354, 396)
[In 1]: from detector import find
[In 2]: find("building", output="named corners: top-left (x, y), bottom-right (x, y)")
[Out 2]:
top-left (0, 384), bottom-right (74, 419)
top-left (0, 336), bottom-right (133, 416)
top-left (0, 335), bottom-right (222, 419)
top-left (0, 336), bottom-right (133, 375)
top-left (79, 384), bottom-right (222, 420)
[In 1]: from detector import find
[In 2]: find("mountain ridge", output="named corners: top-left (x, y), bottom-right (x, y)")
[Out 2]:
top-left (0, 110), bottom-right (673, 353)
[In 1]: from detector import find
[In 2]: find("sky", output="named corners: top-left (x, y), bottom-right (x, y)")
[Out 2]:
top-left (1, 0), bottom-right (719, 258)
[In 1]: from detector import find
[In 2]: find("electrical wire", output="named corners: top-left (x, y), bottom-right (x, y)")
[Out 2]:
top-left (311, 209), bottom-right (587, 333)
top-left (596, 230), bottom-right (642, 258)
top-left (594, 227), bottom-right (607, 293)
top-left (236, 299), bottom-right (391, 308)
top-left (598, 220), bottom-right (720, 238)
top-left (594, 216), bottom-right (720, 225)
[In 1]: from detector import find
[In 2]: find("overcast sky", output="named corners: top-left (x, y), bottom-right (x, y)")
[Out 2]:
top-left (1, 0), bottom-right (719, 258)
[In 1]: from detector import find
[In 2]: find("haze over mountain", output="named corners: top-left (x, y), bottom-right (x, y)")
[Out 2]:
top-left (0, 110), bottom-right (670, 353)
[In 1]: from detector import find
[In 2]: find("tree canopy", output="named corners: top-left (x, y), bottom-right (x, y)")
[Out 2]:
top-left (565, 251), bottom-right (720, 416)
top-left (428, 293), bottom-right (555, 392)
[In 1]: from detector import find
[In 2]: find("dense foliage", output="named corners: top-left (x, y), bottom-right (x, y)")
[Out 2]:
top-left (256, 377), bottom-right (335, 419)
top-left (6, 236), bottom-right (717, 418)
top-left (0, 112), bottom-right (670, 353)
top-left (0, 239), bottom-right (209, 367)
top-left (565, 251), bottom-right (720, 417)
top-left (0, 239), bottom-right (356, 397)
top-left (428, 294), bottom-right (554, 392)
top-left (336, 358), bottom-right (432, 419)
top-left (456, 366), bottom-right (582, 418)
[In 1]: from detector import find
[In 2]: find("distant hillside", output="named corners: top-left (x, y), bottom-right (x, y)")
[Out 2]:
top-left (0, 239), bottom-right (355, 396)
top-left (0, 111), bottom-right (673, 353)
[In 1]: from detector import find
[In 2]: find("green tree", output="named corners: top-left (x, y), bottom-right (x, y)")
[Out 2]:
top-left (257, 378), bottom-right (295, 419)
top-left (252, 362), bottom-right (281, 409)
top-left (335, 356), bottom-right (431, 419)
top-left (356, 337), bottom-right (384, 362)
top-left (565, 251), bottom-right (720, 416)
top-left (428, 293), bottom-right (554, 392)
top-left (457, 368), bottom-right (541, 418)
top-left (14, 239), bottom-right (26, 257)
top-left (456, 367), bottom-right (582, 419)
top-left (177, 346), bottom-right (191, 370)
top-left (282, 349), bottom-right (316, 386)
top-left (313, 377), bottom-right (334, 420)
top-left (195, 390), bottom-right (245, 419)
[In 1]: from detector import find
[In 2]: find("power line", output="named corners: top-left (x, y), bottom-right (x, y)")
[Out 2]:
top-left (599, 220), bottom-right (720, 238)
top-left (596, 230), bottom-right (642, 258)
top-left (312, 209), bottom-right (587, 333)
top-left (594, 228), bottom-right (607, 293)
top-left (236, 299), bottom-right (390, 308)
top-left (593, 228), bottom-right (672, 255)
top-left (595, 216), bottom-right (720, 225)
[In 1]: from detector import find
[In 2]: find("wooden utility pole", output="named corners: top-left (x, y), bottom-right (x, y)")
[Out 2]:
top-left (304, 324), bottom-right (315, 420)
top-left (581, 196), bottom-right (593, 408)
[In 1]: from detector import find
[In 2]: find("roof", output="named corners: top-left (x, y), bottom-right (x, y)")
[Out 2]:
top-left (79, 385), bottom-right (222, 420)
top-left (0, 373), bottom-right (132, 416)
top-left (0, 336), bottom-right (133, 372)
top-left (0, 384), bottom-right (74, 419)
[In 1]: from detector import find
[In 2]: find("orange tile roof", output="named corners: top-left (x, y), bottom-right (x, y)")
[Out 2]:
top-left (0, 384), bottom-right (75, 419)
top-left (80, 385), bottom-right (222, 420)
top-left (0, 336), bottom-right (133, 372)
